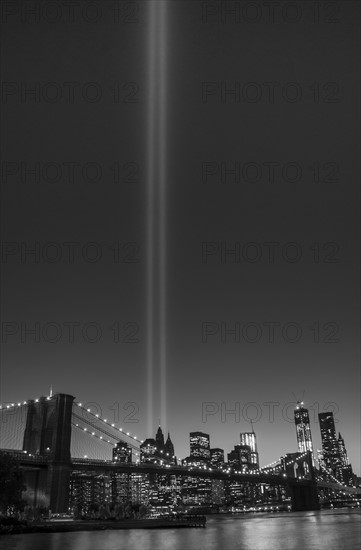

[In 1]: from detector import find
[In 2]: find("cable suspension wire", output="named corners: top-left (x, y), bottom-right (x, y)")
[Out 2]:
top-left (71, 409), bottom-right (141, 463)
top-left (0, 405), bottom-right (27, 450)
top-left (71, 426), bottom-right (112, 461)
top-left (71, 413), bottom-right (140, 453)
top-left (73, 402), bottom-right (143, 444)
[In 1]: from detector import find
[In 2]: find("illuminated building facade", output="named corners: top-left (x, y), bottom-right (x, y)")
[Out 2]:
top-left (210, 447), bottom-right (224, 468)
top-left (318, 411), bottom-right (342, 476)
top-left (226, 479), bottom-right (246, 506)
top-left (181, 475), bottom-right (212, 506)
top-left (228, 445), bottom-right (242, 468)
top-left (165, 433), bottom-right (175, 459)
top-left (338, 433), bottom-right (349, 466)
top-left (110, 472), bottom-right (130, 505)
top-left (318, 413), bottom-right (354, 485)
top-left (140, 439), bottom-right (158, 463)
top-left (140, 426), bottom-right (176, 465)
top-left (180, 433), bottom-right (213, 506)
top-left (317, 449), bottom-right (326, 470)
top-left (211, 479), bottom-right (225, 505)
top-left (129, 472), bottom-right (150, 504)
top-left (294, 402), bottom-right (314, 456)
top-left (189, 432), bottom-right (210, 465)
top-left (337, 433), bottom-right (354, 484)
top-left (240, 431), bottom-right (259, 467)
top-left (112, 440), bottom-right (132, 463)
top-left (69, 472), bottom-right (111, 515)
top-left (147, 474), bottom-right (181, 514)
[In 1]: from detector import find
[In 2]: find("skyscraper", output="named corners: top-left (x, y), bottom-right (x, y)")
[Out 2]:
top-left (316, 449), bottom-right (326, 471)
top-left (189, 432), bottom-right (211, 465)
top-left (210, 448), bottom-right (224, 468)
top-left (318, 411), bottom-right (342, 477)
top-left (140, 438), bottom-right (158, 463)
top-left (140, 426), bottom-right (175, 465)
top-left (337, 433), bottom-right (354, 486)
top-left (240, 431), bottom-right (259, 467)
top-left (294, 401), bottom-right (314, 456)
top-left (227, 445), bottom-right (242, 468)
top-left (156, 425), bottom-right (165, 448)
top-left (239, 445), bottom-right (252, 469)
top-left (227, 444), bottom-right (252, 471)
top-left (338, 433), bottom-right (349, 466)
top-left (112, 440), bottom-right (132, 463)
top-left (164, 432), bottom-right (175, 463)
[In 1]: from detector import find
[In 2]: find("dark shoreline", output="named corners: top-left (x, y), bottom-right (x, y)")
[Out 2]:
top-left (0, 516), bottom-right (207, 535)
top-left (2, 507), bottom-right (359, 536)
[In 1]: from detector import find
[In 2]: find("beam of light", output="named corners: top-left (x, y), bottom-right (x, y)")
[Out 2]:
top-left (158, 0), bottom-right (168, 439)
top-left (146, 1), bottom-right (169, 435)
top-left (146, 0), bottom-right (157, 439)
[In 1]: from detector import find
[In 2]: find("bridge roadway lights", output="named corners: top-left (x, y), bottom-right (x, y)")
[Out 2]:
top-left (12, 453), bottom-right (361, 513)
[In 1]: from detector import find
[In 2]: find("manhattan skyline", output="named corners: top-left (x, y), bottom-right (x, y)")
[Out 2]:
top-left (0, 387), bottom-right (359, 478)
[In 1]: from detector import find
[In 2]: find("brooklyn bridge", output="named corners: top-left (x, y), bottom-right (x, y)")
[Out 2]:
top-left (1, 392), bottom-right (360, 514)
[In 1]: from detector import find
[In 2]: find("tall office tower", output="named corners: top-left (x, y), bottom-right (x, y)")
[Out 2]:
top-left (337, 432), bottom-right (354, 485)
top-left (140, 426), bottom-right (175, 465)
top-left (239, 445), bottom-right (252, 468)
top-left (210, 448), bottom-right (224, 468)
top-left (164, 432), bottom-right (175, 462)
top-left (156, 425), bottom-right (165, 448)
top-left (240, 431), bottom-right (259, 467)
top-left (140, 438), bottom-right (158, 463)
top-left (317, 449), bottom-right (326, 470)
top-left (228, 444), bottom-right (253, 471)
top-left (338, 433), bottom-right (349, 466)
top-left (189, 432), bottom-right (211, 464)
top-left (294, 401), bottom-right (314, 455)
top-left (112, 440), bottom-right (132, 463)
top-left (318, 411), bottom-right (342, 476)
top-left (227, 445), bottom-right (242, 468)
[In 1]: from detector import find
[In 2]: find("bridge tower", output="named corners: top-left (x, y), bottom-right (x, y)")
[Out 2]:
top-left (283, 451), bottom-right (320, 511)
top-left (23, 393), bottom-right (74, 513)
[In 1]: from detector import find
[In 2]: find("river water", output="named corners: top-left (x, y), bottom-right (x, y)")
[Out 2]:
top-left (1, 510), bottom-right (360, 550)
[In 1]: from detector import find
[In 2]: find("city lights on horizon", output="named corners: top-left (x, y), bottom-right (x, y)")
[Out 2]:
top-left (0, 394), bottom-right (358, 481)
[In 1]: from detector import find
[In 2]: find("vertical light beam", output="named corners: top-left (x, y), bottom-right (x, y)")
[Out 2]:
top-left (146, 1), bottom-right (168, 435)
top-left (158, 0), bottom-right (168, 436)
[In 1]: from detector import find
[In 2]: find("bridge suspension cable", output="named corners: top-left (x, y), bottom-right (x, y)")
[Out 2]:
top-left (70, 422), bottom-right (140, 461)
top-left (0, 403), bottom-right (28, 450)
top-left (73, 402), bottom-right (143, 444)
top-left (71, 413), bottom-right (141, 453)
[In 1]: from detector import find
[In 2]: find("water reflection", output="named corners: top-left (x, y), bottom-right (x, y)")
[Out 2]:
top-left (1, 510), bottom-right (360, 550)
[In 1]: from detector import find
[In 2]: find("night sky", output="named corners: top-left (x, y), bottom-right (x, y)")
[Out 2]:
top-left (1, 0), bottom-right (360, 475)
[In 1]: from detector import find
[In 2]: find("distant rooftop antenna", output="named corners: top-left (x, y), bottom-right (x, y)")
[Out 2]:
top-left (291, 390), bottom-right (306, 406)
